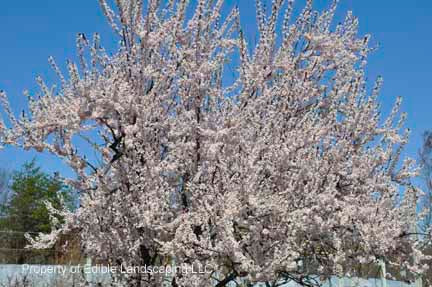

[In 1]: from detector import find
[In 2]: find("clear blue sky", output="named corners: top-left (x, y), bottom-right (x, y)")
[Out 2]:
top-left (0, 0), bottom-right (431, 181)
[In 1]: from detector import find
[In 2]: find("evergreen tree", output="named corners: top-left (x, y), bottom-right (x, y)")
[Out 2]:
top-left (0, 160), bottom-right (74, 234)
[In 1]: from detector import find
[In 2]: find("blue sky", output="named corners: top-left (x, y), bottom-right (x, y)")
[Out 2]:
top-left (0, 0), bottom-right (431, 182)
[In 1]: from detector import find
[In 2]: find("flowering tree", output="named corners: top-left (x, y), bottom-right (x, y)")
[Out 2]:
top-left (0, 0), bottom-right (431, 286)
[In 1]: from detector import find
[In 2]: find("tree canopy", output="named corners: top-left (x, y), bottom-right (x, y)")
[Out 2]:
top-left (0, 0), bottom-right (431, 286)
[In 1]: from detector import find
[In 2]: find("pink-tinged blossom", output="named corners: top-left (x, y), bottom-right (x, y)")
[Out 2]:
top-left (0, 0), bottom-right (431, 286)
